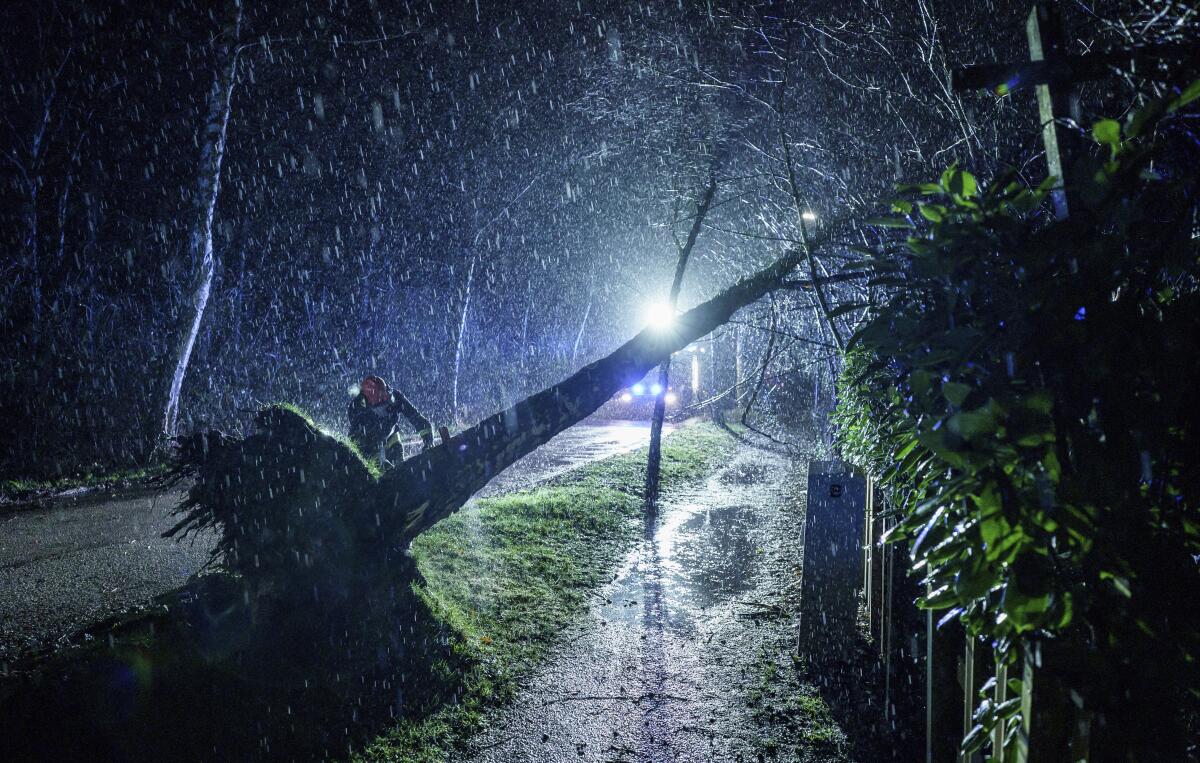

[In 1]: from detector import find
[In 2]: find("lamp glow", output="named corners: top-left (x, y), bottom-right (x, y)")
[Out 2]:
top-left (643, 301), bottom-right (675, 331)
top-left (664, 392), bottom-right (678, 404)
top-left (631, 383), bottom-right (645, 395)
top-left (650, 383), bottom-right (663, 395)
top-left (620, 392), bottom-right (633, 403)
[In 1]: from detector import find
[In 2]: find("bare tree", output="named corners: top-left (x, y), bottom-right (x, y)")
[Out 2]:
top-left (160, 0), bottom-right (243, 440)
top-left (644, 176), bottom-right (717, 510)
top-left (1, 41), bottom-right (71, 334)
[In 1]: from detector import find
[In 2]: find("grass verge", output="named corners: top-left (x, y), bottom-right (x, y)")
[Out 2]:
top-left (355, 422), bottom-right (735, 761)
top-left (0, 462), bottom-right (170, 505)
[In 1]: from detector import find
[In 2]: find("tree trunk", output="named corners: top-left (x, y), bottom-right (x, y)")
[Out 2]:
top-left (571, 290), bottom-right (592, 365)
top-left (644, 178), bottom-right (717, 510)
top-left (160, 0), bottom-right (242, 441)
top-left (643, 361), bottom-right (672, 508)
top-left (376, 233), bottom-right (806, 545)
top-left (451, 256), bottom-right (475, 423)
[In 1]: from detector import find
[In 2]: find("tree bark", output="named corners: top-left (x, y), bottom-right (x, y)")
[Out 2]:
top-left (161, 0), bottom-right (243, 440)
top-left (644, 178), bottom-right (717, 511)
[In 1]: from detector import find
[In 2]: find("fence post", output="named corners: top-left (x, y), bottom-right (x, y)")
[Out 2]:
top-left (928, 603), bottom-right (965, 762)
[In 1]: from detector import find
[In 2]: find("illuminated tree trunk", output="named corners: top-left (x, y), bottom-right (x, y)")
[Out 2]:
top-left (644, 178), bottom-right (716, 511)
top-left (161, 0), bottom-right (242, 440)
top-left (381, 230), bottom-right (804, 543)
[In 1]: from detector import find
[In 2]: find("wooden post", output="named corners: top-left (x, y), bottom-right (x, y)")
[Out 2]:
top-left (863, 476), bottom-right (874, 632)
top-left (928, 608), bottom-right (964, 762)
top-left (1026, 4), bottom-right (1080, 219)
top-left (954, 0), bottom-right (1199, 229)
top-left (961, 638), bottom-right (984, 763)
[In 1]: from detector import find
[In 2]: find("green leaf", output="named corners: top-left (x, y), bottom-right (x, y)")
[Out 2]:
top-left (1092, 118), bottom-right (1121, 147)
top-left (1171, 78), bottom-right (1200, 110)
top-left (896, 182), bottom-right (943, 195)
top-left (941, 166), bottom-right (978, 198)
top-left (919, 204), bottom-right (945, 223)
top-left (942, 381), bottom-right (972, 406)
top-left (865, 216), bottom-right (915, 229)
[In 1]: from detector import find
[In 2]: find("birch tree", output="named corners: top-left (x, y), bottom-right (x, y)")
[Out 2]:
top-left (160, 0), bottom-right (243, 440)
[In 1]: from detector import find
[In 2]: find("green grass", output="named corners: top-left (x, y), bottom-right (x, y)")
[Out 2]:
top-left (2, 402), bottom-right (375, 503)
top-left (744, 646), bottom-right (846, 757)
top-left (355, 422), bottom-right (735, 762)
top-left (264, 401), bottom-right (383, 477)
top-left (1, 462), bottom-right (169, 501)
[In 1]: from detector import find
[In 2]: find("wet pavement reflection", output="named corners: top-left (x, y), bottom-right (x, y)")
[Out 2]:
top-left (466, 443), bottom-right (830, 763)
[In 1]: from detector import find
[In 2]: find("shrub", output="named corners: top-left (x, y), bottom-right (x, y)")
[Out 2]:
top-left (834, 82), bottom-right (1200, 757)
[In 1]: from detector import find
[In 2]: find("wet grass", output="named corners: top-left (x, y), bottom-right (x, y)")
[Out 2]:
top-left (746, 651), bottom-right (847, 758)
top-left (0, 462), bottom-right (170, 504)
top-left (355, 422), bottom-right (735, 762)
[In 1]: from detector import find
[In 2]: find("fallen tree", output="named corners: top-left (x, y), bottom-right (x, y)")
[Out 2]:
top-left (167, 243), bottom-right (813, 610)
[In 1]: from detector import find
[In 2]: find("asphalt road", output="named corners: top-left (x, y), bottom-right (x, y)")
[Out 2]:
top-left (0, 419), bottom-right (665, 662)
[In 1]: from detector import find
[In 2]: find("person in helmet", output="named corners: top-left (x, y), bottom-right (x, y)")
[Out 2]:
top-left (348, 375), bottom-right (434, 466)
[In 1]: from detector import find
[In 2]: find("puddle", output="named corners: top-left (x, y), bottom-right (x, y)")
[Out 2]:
top-left (718, 462), bottom-right (771, 485)
top-left (601, 465), bottom-right (771, 633)
top-left (665, 505), bottom-right (759, 609)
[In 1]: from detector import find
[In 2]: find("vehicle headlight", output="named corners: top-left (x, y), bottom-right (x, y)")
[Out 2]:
top-left (620, 392), bottom-right (633, 403)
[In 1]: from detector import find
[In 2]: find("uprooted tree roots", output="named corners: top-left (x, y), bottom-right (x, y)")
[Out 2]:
top-left (167, 406), bottom-right (398, 613)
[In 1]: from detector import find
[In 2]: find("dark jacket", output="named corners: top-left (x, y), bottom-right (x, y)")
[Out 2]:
top-left (347, 387), bottom-right (433, 456)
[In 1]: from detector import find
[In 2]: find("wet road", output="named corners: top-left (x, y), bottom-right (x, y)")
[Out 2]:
top-left (463, 446), bottom-right (849, 762)
top-left (0, 419), bottom-right (663, 662)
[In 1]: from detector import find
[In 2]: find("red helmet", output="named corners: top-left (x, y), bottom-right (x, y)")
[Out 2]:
top-left (360, 375), bottom-right (388, 406)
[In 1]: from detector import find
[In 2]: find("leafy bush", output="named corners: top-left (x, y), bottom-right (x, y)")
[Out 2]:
top-left (835, 83), bottom-right (1200, 757)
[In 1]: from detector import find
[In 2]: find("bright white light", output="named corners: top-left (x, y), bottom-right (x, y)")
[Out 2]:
top-left (650, 383), bottom-right (663, 395)
top-left (620, 392), bottom-right (633, 403)
top-left (665, 392), bottom-right (678, 405)
top-left (643, 301), bottom-right (675, 331)
top-left (631, 383), bottom-right (645, 395)
top-left (801, 210), bottom-right (818, 222)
